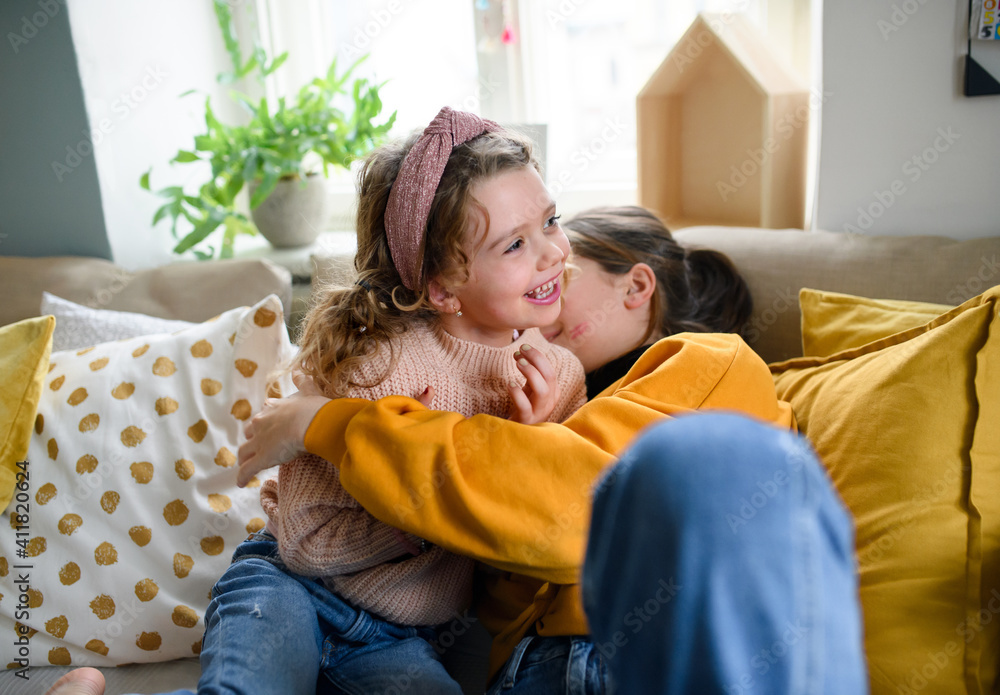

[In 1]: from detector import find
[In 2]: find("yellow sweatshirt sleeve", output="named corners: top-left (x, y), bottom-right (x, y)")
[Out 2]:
top-left (304, 333), bottom-right (794, 585)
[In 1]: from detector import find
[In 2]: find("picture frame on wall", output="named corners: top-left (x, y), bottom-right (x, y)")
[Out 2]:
top-left (965, 0), bottom-right (1000, 96)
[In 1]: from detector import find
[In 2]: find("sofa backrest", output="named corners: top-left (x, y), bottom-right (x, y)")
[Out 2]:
top-left (0, 256), bottom-right (293, 328)
top-left (308, 226), bottom-right (1000, 365)
top-left (673, 226), bottom-right (1000, 363)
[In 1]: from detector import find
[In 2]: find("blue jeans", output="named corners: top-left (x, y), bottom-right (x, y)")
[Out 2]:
top-left (486, 635), bottom-right (609, 694)
top-left (162, 530), bottom-right (462, 695)
top-left (582, 412), bottom-right (868, 694)
top-left (159, 412), bottom-right (865, 694)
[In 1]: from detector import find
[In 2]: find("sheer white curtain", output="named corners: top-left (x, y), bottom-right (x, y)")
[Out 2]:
top-left (258, 0), bottom-right (482, 135)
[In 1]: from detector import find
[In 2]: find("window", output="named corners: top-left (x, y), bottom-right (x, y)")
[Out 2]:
top-left (486, 0), bottom-right (817, 220)
top-left (509, 0), bottom-right (767, 190)
top-left (259, 0), bottom-right (487, 226)
top-left (258, 0), bottom-right (815, 226)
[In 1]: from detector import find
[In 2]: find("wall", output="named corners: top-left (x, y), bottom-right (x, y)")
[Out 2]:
top-left (0, 0), bottom-right (111, 259)
top-left (816, 0), bottom-right (999, 239)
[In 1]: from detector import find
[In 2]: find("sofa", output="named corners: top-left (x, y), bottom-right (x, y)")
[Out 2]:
top-left (1, 225), bottom-right (998, 694)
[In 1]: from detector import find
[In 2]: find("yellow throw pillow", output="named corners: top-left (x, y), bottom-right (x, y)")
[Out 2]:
top-left (799, 288), bottom-right (953, 357)
top-left (771, 285), bottom-right (1000, 695)
top-left (0, 316), bottom-right (55, 513)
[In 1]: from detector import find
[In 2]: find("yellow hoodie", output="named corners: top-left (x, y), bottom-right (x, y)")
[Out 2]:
top-left (302, 333), bottom-right (795, 676)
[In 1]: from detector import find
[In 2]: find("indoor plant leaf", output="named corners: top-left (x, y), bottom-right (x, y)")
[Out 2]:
top-left (262, 51), bottom-right (289, 77)
top-left (143, 8), bottom-right (395, 260)
top-left (249, 163), bottom-right (282, 209)
top-left (172, 150), bottom-right (201, 163)
top-left (172, 217), bottom-right (223, 255)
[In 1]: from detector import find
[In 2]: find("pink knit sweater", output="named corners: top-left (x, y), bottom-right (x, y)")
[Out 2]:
top-left (260, 322), bottom-right (586, 626)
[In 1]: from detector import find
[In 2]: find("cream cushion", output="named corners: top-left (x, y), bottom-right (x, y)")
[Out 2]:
top-left (0, 295), bottom-right (293, 667)
top-left (41, 293), bottom-right (195, 353)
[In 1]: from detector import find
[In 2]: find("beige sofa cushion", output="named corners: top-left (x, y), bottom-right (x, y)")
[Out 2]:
top-left (673, 227), bottom-right (1000, 363)
top-left (308, 226), bottom-right (1000, 364)
top-left (0, 257), bottom-right (293, 328)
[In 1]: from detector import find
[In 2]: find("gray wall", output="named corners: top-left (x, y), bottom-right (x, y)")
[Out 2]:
top-left (0, 0), bottom-right (111, 259)
top-left (816, 0), bottom-right (1000, 239)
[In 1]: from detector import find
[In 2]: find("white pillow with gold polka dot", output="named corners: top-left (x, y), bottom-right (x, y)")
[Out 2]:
top-left (0, 295), bottom-right (294, 669)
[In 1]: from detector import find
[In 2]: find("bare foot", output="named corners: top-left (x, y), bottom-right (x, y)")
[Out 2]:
top-left (45, 667), bottom-right (105, 695)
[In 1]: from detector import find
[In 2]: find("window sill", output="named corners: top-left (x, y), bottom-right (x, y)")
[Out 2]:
top-left (231, 230), bottom-right (357, 332)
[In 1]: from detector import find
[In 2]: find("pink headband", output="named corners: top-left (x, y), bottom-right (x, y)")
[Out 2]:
top-left (384, 106), bottom-right (502, 290)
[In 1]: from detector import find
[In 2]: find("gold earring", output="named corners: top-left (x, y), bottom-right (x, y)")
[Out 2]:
top-left (455, 309), bottom-right (462, 317)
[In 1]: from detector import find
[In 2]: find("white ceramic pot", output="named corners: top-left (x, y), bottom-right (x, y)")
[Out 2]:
top-left (249, 174), bottom-right (328, 248)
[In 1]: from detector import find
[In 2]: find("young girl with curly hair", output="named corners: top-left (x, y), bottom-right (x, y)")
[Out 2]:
top-left (253, 107), bottom-right (585, 694)
top-left (40, 108), bottom-right (584, 695)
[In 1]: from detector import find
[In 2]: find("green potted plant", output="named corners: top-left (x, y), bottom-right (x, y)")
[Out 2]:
top-left (141, 2), bottom-right (396, 259)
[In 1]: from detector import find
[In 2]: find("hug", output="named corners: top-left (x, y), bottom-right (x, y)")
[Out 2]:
top-left (43, 107), bottom-right (864, 694)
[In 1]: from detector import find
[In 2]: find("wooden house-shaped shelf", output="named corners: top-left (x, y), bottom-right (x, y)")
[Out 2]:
top-left (638, 13), bottom-right (809, 230)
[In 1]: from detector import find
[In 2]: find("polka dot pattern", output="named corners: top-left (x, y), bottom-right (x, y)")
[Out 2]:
top-left (130, 462), bottom-right (154, 484)
top-left (0, 296), bottom-right (292, 668)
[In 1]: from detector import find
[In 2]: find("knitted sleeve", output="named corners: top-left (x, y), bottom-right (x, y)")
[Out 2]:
top-left (260, 453), bottom-right (419, 576)
top-left (264, 336), bottom-right (425, 578)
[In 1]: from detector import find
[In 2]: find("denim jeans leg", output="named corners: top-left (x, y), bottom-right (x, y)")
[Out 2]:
top-left (310, 589), bottom-right (463, 695)
top-left (196, 543), bottom-right (325, 695)
top-left (140, 531), bottom-right (462, 695)
top-left (583, 412), bottom-right (868, 694)
top-left (486, 636), bottom-right (609, 695)
top-left (319, 631), bottom-right (463, 695)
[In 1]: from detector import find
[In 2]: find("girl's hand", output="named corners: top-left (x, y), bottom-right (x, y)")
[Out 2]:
top-left (507, 344), bottom-right (560, 424)
top-left (416, 386), bottom-right (435, 408)
top-left (236, 371), bottom-right (330, 487)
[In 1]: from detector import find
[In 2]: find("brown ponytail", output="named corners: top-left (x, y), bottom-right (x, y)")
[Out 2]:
top-left (562, 206), bottom-right (752, 345)
top-left (674, 247), bottom-right (753, 336)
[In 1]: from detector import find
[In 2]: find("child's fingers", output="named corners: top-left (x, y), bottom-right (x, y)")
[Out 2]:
top-left (509, 345), bottom-right (560, 424)
top-left (516, 356), bottom-right (551, 406)
top-left (292, 370), bottom-right (322, 397)
top-left (416, 385), bottom-right (435, 407)
top-left (515, 345), bottom-right (556, 407)
top-left (507, 383), bottom-right (533, 423)
top-left (515, 344), bottom-right (556, 383)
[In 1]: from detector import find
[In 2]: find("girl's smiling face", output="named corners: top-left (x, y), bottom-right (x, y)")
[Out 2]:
top-left (433, 166), bottom-right (570, 346)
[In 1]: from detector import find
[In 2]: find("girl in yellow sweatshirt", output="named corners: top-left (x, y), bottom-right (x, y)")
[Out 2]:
top-left (47, 205), bottom-right (868, 694)
top-left (233, 206), bottom-right (868, 695)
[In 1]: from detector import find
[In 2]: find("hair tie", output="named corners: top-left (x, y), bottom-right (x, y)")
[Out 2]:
top-left (384, 106), bottom-right (502, 290)
top-left (355, 279), bottom-right (372, 291)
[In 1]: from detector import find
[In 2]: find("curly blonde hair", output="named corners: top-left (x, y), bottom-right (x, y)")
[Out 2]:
top-left (296, 126), bottom-right (540, 397)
